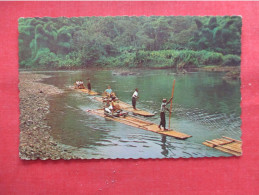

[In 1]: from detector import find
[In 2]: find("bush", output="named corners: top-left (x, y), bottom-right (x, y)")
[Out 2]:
top-left (200, 50), bottom-right (223, 65)
top-left (32, 48), bottom-right (59, 68)
top-left (58, 52), bottom-right (82, 68)
top-left (222, 54), bottom-right (241, 66)
top-left (21, 47), bottom-right (240, 69)
top-left (135, 49), bottom-right (225, 68)
top-left (98, 53), bottom-right (136, 68)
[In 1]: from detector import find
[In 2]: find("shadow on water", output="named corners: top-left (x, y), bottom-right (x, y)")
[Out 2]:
top-left (39, 69), bottom-right (240, 158)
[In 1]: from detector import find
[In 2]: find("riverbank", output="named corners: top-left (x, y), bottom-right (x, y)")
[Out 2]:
top-left (20, 65), bottom-right (240, 72)
top-left (19, 72), bottom-right (83, 160)
top-left (198, 66), bottom-right (240, 81)
top-left (198, 66), bottom-right (240, 72)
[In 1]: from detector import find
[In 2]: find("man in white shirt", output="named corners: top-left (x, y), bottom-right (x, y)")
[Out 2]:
top-left (132, 88), bottom-right (139, 110)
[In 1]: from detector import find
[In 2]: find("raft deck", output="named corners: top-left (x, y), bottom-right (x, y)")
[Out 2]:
top-left (203, 136), bottom-right (242, 156)
top-left (87, 109), bottom-right (191, 140)
top-left (75, 88), bottom-right (99, 95)
top-left (93, 97), bottom-right (155, 117)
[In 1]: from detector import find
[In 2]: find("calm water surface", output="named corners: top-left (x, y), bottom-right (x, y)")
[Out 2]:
top-left (41, 69), bottom-right (241, 158)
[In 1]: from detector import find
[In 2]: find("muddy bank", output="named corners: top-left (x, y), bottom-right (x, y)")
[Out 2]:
top-left (19, 72), bottom-right (84, 160)
top-left (198, 66), bottom-right (240, 72)
top-left (196, 66), bottom-right (240, 81)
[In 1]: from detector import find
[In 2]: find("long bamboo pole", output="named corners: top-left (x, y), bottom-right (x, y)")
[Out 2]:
top-left (168, 79), bottom-right (176, 130)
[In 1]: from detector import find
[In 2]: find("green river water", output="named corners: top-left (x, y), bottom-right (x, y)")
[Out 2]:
top-left (41, 69), bottom-right (241, 159)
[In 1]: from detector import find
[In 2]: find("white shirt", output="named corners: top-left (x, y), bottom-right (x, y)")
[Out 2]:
top-left (132, 91), bottom-right (138, 98)
top-left (160, 102), bottom-right (167, 112)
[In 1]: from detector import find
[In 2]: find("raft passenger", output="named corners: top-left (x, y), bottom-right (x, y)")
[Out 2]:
top-left (75, 80), bottom-right (81, 89)
top-left (104, 86), bottom-right (113, 97)
top-left (104, 100), bottom-right (113, 115)
top-left (111, 97), bottom-right (121, 112)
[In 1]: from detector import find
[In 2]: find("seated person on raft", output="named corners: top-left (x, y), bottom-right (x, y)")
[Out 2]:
top-left (75, 80), bottom-right (85, 89)
top-left (111, 97), bottom-right (121, 112)
top-left (102, 92), bottom-right (117, 103)
top-left (103, 86), bottom-right (117, 102)
top-left (104, 97), bottom-right (126, 117)
top-left (104, 100), bottom-right (114, 115)
top-left (75, 81), bottom-right (79, 88)
top-left (104, 86), bottom-right (115, 97)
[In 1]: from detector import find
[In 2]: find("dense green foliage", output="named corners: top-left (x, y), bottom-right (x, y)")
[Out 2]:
top-left (19, 16), bottom-right (241, 69)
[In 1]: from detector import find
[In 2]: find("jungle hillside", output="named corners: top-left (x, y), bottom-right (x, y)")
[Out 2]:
top-left (18, 16), bottom-right (242, 70)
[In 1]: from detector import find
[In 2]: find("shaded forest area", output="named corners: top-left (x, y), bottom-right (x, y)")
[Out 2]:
top-left (19, 16), bottom-right (241, 69)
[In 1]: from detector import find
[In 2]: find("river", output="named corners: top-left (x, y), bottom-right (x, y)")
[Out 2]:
top-left (41, 69), bottom-right (241, 159)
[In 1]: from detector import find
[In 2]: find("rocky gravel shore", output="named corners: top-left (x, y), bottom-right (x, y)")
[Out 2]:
top-left (19, 72), bottom-right (82, 160)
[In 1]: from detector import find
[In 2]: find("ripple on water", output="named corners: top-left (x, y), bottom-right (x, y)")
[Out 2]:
top-left (126, 144), bottom-right (137, 148)
top-left (119, 139), bottom-right (130, 143)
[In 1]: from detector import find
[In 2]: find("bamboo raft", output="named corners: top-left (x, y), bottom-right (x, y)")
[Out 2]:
top-left (203, 136), bottom-right (242, 156)
top-left (87, 109), bottom-right (191, 140)
top-left (93, 97), bottom-right (155, 117)
top-left (76, 88), bottom-right (99, 95)
top-left (72, 85), bottom-right (99, 95)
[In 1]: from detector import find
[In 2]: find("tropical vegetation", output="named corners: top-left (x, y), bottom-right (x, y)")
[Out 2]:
top-left (18, 16), bottom-right (241, 69)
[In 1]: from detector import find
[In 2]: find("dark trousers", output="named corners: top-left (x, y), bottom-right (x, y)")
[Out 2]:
top-left (132, 97), bottom-right (137, 109)
top-left (87, 83), bottom-right (91, 91)
top-left (159, 112), bottom-right (166, 128)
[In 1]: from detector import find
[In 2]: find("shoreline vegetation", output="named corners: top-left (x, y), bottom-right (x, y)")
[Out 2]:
top-left (19, 16), bottom-right (241, 71)
top-left (19, 73), bottom-right (83, 159)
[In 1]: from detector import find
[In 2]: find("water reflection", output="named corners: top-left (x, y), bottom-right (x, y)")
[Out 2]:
top-left (161, 135), bottom-right (169, 157)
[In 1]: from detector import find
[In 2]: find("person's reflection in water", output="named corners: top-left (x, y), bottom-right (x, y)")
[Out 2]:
top-left (161, 135), bottom-right (169, 157)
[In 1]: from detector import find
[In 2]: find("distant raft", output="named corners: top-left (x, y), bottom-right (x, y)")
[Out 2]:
top-left (73, 85), bottom-right (99, 95)
top-left (203, 136), bottom-right (242, 156)
top-left (93, 96), bottom-right (155, 117)
top-left (77, 88), bottom-right (99, 95)
top-left (87, 109), bottom-right (191, 140)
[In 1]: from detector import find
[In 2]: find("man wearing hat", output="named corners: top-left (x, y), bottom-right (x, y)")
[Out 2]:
top-left (159, 97), bottom-right (173, 130)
